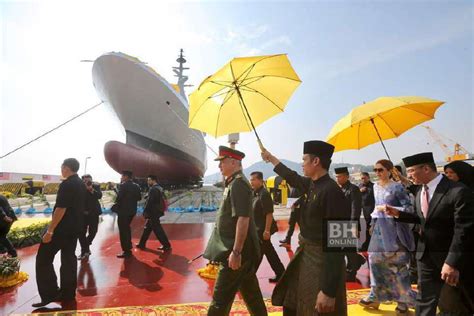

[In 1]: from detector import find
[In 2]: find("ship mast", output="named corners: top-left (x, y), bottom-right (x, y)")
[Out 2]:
top-left (173, 49), bottom-right (192, 102)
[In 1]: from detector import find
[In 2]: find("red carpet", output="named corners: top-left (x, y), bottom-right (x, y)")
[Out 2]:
top-left (0, 215), bottom-right (370, 315)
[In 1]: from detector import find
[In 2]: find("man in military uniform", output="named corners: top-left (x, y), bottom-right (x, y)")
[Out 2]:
top-left (262, 141), bottom-right (350, 316)
top-left (334, 167), bottom-right (365, 281)
top-left (204, 146), bottom-right (267, 316)
top-left (249, 171), bottom-right (285, 283)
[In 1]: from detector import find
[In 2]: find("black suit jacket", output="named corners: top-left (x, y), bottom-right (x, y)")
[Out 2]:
top-left (397, 176), bottom-right (474, 270)
top-left (114, 180), bottom-right (142, 216)
top-left (143, 185), bottom-right (164, 219)
top-left (84, 183), bottom-right (103, 215)
top-left (341, 181), bottom-right (362, 230)
top-left (360, 181), bottom-right (375, 212)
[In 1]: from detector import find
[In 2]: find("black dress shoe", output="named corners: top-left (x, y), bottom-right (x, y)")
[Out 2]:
top-left (135, 243), bottom-right (146, 250)
top-left (31, 294), bottom-right (61, 308)
top-left (395, 303), bottom-right (408, 314)
top-left (157, 246), bottom-right (172, 251)
top-left (117, 252), bottom-right (132, 258)
top-left (32, 300), bottom-right (54, 308)
top-left (32, 293), bottom-right (61, 307)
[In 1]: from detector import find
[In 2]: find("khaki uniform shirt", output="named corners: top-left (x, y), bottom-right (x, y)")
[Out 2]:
top-left (204, 171), bottom-right (260, 263)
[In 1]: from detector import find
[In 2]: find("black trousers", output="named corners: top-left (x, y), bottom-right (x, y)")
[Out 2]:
top-left (346, 246), bottom-right (365, 275)
top-left (35, 235), bottom-right (78, 301)
top-left (78, 213), bottom-right (99, 254)
top-left (409, 232), bottom-right (419, 283)
top-left (417, 255), bottom-right (471, 316)
top-left (138, 217), bottom-right (171, 248)
top-left (284, 209), bottom-right (299, 241)
top-left (208, 260), bottom-right (267, 316)
top-left (117, 213), bottom-right (135, 253)
top-left (257, 239), bottom-right (285, 277)
top-left (360, 206), bottom-right (373, 250)
top-left (0, 224), bottom-right (16, 257)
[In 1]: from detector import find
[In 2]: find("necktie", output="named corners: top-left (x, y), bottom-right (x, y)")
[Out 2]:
top-left (421, 185), bottom-right (430, 218)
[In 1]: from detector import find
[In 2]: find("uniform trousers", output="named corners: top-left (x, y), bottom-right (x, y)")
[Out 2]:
top-left (208, 259), bottom-right (268, 316)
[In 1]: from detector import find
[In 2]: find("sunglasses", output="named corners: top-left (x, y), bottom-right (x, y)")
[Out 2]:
top-left (373, 168), bottom-right (386, 173)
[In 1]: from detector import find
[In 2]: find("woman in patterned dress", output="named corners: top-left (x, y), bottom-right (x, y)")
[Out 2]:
top-left (359, 159), bottom-right (416, 314)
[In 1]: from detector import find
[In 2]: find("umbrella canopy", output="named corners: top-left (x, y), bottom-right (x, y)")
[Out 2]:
top-left (326, 96), bottom-right (445, 158)
top-left (188, 54), bottom-right (301, 144)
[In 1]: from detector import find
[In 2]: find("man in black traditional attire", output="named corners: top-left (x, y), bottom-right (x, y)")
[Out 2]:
top-left (262, 140), bottom-right (350, 315)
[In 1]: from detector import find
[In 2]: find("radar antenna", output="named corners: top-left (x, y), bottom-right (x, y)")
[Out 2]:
top-left (172, 49), bottom-right (192, 101)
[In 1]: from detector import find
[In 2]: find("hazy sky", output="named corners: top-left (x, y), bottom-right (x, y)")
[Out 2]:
top-left (1, 0), bottom-right (473, 182)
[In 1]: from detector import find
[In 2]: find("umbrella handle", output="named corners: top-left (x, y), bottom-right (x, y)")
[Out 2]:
top-left (188, 253), bottom-right (203, 264)
top-left (257, 138), bottom-right (266, 152)
top-left (370, 118), bottom-right (392, 161)
top-left (235, 87), bottom-right (267, 153)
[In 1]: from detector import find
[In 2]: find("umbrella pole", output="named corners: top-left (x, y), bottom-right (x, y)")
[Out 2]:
top-left (370, 118), bottom-right (392, 161)
top-left (235, 86), bottom-right (265, 151)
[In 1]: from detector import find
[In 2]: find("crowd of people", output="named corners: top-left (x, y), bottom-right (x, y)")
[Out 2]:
top-left (1, 140), bottom-right (473, 315)
top-left (206, 141), bottom-right (473, 316)
top-left (4, 158), bottom-right (173, 308)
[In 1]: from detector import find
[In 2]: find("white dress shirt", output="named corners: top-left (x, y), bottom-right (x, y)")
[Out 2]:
top-left (422, 173), bottom-right (443, 202)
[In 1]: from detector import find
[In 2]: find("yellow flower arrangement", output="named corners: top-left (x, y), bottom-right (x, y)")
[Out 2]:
top-left (196, 263), bottom-right (219, 280)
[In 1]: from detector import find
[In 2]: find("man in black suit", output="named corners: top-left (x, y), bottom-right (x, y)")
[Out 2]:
top-left (279, 186), bottom-right (301, 247)
top-left (385, 152), bottom-right (474, 315)
top-left (0, 194), bottom-right (17, 257)
top-left (113, 170), bottom-right (141, 258)
top-left (335, 167), bottom-right (365, 281)
top-left (33, 158), bottom-right (86, 307)
top-left (358, 172), bottom-right (375, 251)
top-left (136, 175), bottom-right (171, 251)
top-left (77, 174), bottom-right (102, 260)
top-left (249, 171), bottom-right (285, 283)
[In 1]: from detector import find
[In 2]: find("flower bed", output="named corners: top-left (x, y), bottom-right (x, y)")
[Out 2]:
top-left (7, 221), bottom-right (50, 248)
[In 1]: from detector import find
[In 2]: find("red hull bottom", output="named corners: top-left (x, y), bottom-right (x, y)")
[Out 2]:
top-left (104, 141), bottom-right (204, 183)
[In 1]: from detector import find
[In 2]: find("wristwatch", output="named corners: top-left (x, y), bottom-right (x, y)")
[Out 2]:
top-left (232, 249), bottom-right (241, 256)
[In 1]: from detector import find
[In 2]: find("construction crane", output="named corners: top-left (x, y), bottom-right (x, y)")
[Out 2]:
top-left (422, 126), bottom-right (473, 162)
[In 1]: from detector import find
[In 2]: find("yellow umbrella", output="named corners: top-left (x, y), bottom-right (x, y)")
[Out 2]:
top-left (326, 96), bottom-right (445, 160)
top-left (188, 54), bottom-right (301, 149)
